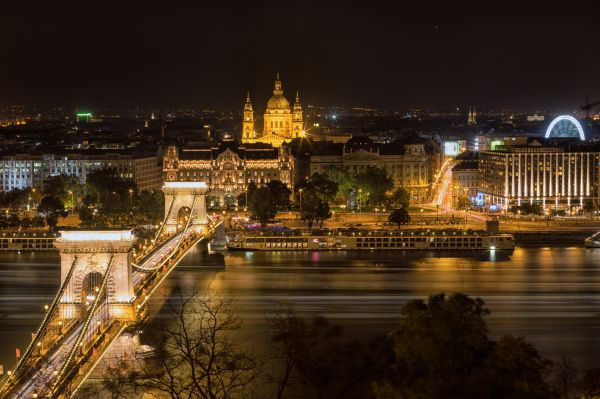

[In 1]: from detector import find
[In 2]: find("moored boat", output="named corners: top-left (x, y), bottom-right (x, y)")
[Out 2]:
top-left (227, 229), bottom-right (514, 252)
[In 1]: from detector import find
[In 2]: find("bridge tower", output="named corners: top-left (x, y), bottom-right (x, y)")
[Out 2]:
top-left (162, 181), bottom-right (209, 234)
top-left (55, 230), bottom-right (136, 320)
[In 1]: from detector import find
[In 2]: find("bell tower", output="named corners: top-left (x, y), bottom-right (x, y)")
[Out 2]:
top-left (242, 92), bottom-right (254, 140)
top-left (292, 90), bottom-right (303, 138)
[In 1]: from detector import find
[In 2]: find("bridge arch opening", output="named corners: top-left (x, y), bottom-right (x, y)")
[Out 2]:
top-left (81, 272), bottom-right (103, 308)
top-left (177, 206), bottom-right (191, 228)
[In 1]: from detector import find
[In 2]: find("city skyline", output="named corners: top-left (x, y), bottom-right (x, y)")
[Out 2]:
top-left (1, 1), bottom-right (600, 111)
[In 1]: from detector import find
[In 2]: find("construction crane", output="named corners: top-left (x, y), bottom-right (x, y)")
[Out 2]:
top-left (581, 94), bottom-right (600, 121)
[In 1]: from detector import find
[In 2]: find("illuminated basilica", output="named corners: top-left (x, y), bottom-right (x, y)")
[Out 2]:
top-left (242, 74), bottom-right (304, 147)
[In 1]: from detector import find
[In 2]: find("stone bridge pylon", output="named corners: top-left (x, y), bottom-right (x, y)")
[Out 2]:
top-left (161, 181), bottom-right (209, 234)
top-left (56, 230), bottom-right (136, 321)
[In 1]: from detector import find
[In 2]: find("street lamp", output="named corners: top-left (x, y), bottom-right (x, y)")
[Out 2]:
top-left (68, 190), bottom-right (74, 211)
top-left (128, 189), bottom-right (133, 210)
top-left (298, 188), bottom-right (303, 216)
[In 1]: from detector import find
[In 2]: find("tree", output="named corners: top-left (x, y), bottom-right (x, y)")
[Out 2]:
top-left (115, 287), bottom-right (259, 399)
top-left (267, 180), bottom-right (292, 209)
top-left (519, 202), bottom-right (543, 216)
top-left (307, 173), bottom-right (339, 204)
top-left (300, 188), bottom-right (331, 229)
top-left (387, 187), bottom-right (410, 210)
top-left (580, 367), bottom-right (600, 399)
top-left (0, 188), bottom-right (30, 209)
top-left (7, 214), bottom-right (20, 229)
top-left (388, 208), bottom-right (410, 227)
top-left (374, 293), bottom-right (553, 399)
top-left (315, 200), bottom-right (332, 229)
top-left (138, 190), bottom-right (164, 224)
top-left (37, 195), bottom-right (65, 214)
top-left (38, 196), bottom-right (65, 230)
top-left (42, 175), bottom-right (69, 199)
top-left (248, 186), bottom-right (277, 226)
top-left (323, 166), bottom-right (356, 205)
top-left (552, 356), bottom-right (578, 399)
top-left (456, 195), bottom-right (471, 210)
top-left (268, 306), bottom-right (375, 399)
top-left (32, 215), bottom-right (45, 229)
top-left (20, 217), bottom-right (31, 229)
top-left (356, 166), bottom-right (393, 206)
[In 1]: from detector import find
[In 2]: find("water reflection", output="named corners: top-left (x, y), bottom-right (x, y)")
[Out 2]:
top-left (2, 247), bottom-right (600, 372)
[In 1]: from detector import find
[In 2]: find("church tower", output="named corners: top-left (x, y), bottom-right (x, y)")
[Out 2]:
top-left (467, 107), bottom-right (477, 126)
top-left (242, 92), bottom-right (254, 140)
top-left (263, 73), bottom-right (293, 139)
top-left (292, 91), bottom-right (303, 138)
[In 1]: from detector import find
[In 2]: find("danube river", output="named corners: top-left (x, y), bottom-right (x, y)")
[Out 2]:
top-left (2, 247), bottom-right (600, 372)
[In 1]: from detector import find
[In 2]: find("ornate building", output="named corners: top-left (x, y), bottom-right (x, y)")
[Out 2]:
top-left (242, 74), bottom-right (304, 147)
top-left (309, 135), bottom-right (442, 204)
top-left (163, 140), bottom-right (294, 208)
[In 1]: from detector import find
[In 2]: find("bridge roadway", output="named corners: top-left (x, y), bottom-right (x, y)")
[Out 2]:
top-left (3, 224), bottom-right (210, 399)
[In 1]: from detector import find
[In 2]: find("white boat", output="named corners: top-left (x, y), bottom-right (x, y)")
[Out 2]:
top-left (227, 230), bottom-right (515, 252)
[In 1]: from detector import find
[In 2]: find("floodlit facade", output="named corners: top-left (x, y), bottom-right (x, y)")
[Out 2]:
top-left (163, 141), bottom-right (294, 207)
top-left (479, 141), bottom-right (600, 209)
top-left (309, 135), bottom-right (442, 204)
top-left (241, 74), bottom-right (304, 147)
top-left (0, 151), bottom-right (162, 192)
top-left (451, 160), bottom-right (480, 205)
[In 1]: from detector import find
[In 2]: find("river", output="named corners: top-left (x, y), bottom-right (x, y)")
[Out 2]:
top-left (1, 246), bottom-right (600, 372)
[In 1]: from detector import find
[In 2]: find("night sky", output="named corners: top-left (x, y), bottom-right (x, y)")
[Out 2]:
top-left (1, 1), bottom-right (600, 111)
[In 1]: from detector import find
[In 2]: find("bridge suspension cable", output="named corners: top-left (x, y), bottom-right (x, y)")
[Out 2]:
top-left (133, 195), bottom-right (198, 272)
top-left (51, 255), bottom-right (115, 397)
top-left (0, 255), bottom-right (79, 395)
top-left (151, 195), bottom-right (175, 247)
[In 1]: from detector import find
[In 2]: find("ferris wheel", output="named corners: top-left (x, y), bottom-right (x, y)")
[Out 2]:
top-left (544, 115), bottom-right (585, 140)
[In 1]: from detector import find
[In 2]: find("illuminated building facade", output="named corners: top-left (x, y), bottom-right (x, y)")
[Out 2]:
top-left (479, 142), bottom-right (600, 209)
top-left (0, 151), bottom-right (162, 192)
top-left (242, 74), bottom-right (304, 147)
top-left (163, 140), bottom-right (294, 207)
top-left (451, 161), bottom-right (479, 205)
top-left (309, 136), bottom-right (441, 204)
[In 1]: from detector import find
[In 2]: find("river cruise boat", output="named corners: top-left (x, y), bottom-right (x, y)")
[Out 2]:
top-left (227, 230), bottom-right (514, 252)
top-left (585, 232), bottom-right (600, 248)
top-left (0, 232), bottom-right (57, 251)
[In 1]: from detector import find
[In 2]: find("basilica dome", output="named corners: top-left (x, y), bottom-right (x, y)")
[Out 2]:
top-left (266, 94), bottom-right (290, 111)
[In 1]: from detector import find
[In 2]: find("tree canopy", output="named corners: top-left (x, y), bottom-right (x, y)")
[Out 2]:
top-left (388, 208), bottom-right (410, 226)
top-left (300, 187), bottom-right (332, 229)
top-left (248, 186), bottom-right (278, 226)
top-left (374, 293), bottom-right (553, 399)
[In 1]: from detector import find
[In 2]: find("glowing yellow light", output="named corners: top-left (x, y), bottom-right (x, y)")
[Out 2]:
top-left (58, 230), bottom-right (134, 241)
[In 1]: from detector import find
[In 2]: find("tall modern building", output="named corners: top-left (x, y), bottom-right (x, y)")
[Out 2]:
top-left (478, 140), bottom-right (600, 209)
top-left (0, 150), bottom-right (162, 192)
top-left (242, 74), bottom-right (304, 147)
top-left (163, 140), bottom-right (294, 207)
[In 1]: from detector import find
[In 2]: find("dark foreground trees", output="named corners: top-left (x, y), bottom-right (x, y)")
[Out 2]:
top-left (373, 293), bottom-right (553, 399)
top-left (102, 288), bottom-right (260, 399)
top-left (99, 292), bottom-right (577, 399)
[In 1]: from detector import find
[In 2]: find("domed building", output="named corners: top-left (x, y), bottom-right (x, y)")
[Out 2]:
top-left (242, 74), bottom-right (304, 147)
